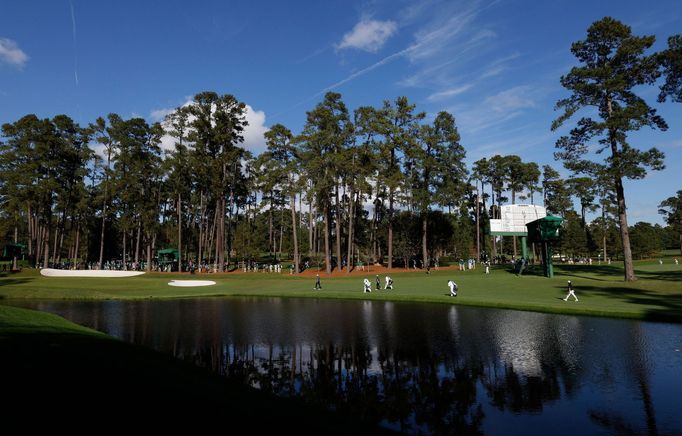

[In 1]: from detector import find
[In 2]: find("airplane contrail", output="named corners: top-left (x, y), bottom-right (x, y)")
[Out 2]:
top-left (69, 0), bottom-right (78, 86)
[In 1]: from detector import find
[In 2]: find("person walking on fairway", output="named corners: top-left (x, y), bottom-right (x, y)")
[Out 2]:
top-left (375, 275), bottom-right (381, 291)
top-left (384, 276), bottom-right (393, 290)
top-left (363, 278), bottom-right (372, 293)
top-left (564, 280), bottom-right (578, 302)
top-left (448, 280), bottom-right (458, 297)
top-left (314, 273), bottom-right (322, 290)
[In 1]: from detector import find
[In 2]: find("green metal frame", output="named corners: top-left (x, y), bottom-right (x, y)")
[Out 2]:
top-left (525, 216), bottom-right (563, 278)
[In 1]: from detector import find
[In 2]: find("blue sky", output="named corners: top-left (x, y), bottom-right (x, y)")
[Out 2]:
top-left (1, 0), bottom-right (680, 224)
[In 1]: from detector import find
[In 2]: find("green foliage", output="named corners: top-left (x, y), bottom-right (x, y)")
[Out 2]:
top-left (552, 17), bottom-right (672, 281)
top-left (658, 190), bottom-right (682, 253)
top-left (559, 211), bottom-right (588, 256)
top-left (629, 222), bottom-right (662, 259)
top-left (658, 35), bottom-right (682, 103)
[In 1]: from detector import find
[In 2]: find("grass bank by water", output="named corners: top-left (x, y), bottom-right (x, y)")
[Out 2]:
top-left (1, 260), bottom-right (680, 322)
top-left (0, 304), bottom-right (389, 433)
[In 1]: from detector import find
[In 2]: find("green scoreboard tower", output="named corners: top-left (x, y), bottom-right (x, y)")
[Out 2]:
top-left (526, 216), bottom-right (563, 278)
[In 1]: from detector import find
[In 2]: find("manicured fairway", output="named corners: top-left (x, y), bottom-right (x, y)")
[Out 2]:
top-left (2, 260), bottom-right (680, 321)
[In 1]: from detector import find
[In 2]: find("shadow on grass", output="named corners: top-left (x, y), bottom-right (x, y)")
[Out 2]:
top-left (547, 264), bottom-right (682, 284)
top-left (580, 285), bottom-right (682, 322)
top-left (0, 277), bottom-right (32, 287)
top-left (635, 269), bottom-right (682, 282)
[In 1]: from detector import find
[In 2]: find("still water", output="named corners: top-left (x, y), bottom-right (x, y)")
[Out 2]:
top-left (17, 298), bottom-right (682, 434)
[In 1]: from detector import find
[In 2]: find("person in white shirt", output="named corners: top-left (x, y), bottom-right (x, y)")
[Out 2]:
top-left (564, 280), bottom-right (578, 302)
top-left (384, 276), bottom-right (393, 289)
top-left (448, 280), bottom-right (458, 297)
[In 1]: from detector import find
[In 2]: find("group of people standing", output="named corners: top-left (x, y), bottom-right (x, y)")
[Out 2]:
top-left (310, 269), bottom-right (580, 302)
top-left (363, 275), bottom-right (393, 293)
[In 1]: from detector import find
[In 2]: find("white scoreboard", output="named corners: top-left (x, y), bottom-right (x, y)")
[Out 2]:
top-left (489, 204), bottom-right (547, 235)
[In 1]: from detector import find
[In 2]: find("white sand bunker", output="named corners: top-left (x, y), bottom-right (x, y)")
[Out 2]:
top-left (167, 280), bottom-right (216, 287)
top-left (40, 269), bottom-right (146, 278)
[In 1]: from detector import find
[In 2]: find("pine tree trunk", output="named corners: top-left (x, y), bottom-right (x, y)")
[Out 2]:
top-left (227, 190), bottom-right (235, 269)
top-left (99, 149), bottom-right (111, 268)
top-left (135, 221), bottom-right (141, 265)
top-left (278, 207), bottom-right (284, 260)
top-left (52, 214), bottom-right (60, 266)
top-left (422, 213), bottom-right (428, 269)
top-left (269, 192), bottom-right (274, 259)
top-left (346, 187), bottom-right (354, 274)
top-left (388, 191), bottom-right (394, 269)
top-left (146, 236), bottom-right (152, 271)
top-left (512, 190), bottom-right (517, 258)
top-left (13, 226), bottom-right (18, 270)
top-left (73, 222), bottom-right (80, 269)
top-left (476, 184), bottom-right (481, 262)
top-left (615, 175), bottom-right (636, 280)
top-left (219, 197), bottom-right (226, 272)
top-left (324, 201), bottom-right (331, 274)
top-left (308, 195), bottom-right (314, 257)
top-left (198, 192), bottom-right (204, 265)
top-left (335, 184), bottom-right (342, 271)
top-left (602, 206), bottom-right (608, 263)
top-left (177, 193), bottom-right (182, 272)
top-left (43, 224), bottom-right (50, 269)
top-left (290, 193), bottom-right (299, 274)
top-left (35, 224), bottom-right (42, 268)
top-left (123, 231), bottom-right (127, 270)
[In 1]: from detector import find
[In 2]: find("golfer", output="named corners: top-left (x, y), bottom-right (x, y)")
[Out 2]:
top-left (363, 278), bottom-right (372, 293)
top-left (314, 273), bottom-right (322, 290)
top-left (375, 274), bottom-right (381, 291)
top-left (448, 280), bottom-right (458, 297)
top-left (384, 275), bottom-right (393, 290)
top-left (563, 280), bottom-right (578, 302)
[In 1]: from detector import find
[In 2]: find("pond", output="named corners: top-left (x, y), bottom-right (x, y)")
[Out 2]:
top-left (15, 298), bottom-right (682, 434)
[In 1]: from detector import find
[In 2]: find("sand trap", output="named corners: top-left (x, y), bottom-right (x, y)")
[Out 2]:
top-left (168, 280), bottom-right (216, 287)
top-left (40, 268), bottom-right (146, 278)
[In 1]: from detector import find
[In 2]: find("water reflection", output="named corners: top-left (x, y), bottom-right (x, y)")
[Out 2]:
top-left (19, 298), bottom-right (682, 435)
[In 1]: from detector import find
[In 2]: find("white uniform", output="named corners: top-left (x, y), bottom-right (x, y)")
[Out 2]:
top-left (363, 278), bottom-right (371, 293)
top-left (384, 276), bottom-right (393, 289)
top-left (564, 281), bottom-right (578, 302)
top-left (448, 280), bottom-right (458, 297)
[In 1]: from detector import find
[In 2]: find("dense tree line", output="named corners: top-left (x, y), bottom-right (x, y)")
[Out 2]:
top-left (0, 18), bottom-right (679, 277)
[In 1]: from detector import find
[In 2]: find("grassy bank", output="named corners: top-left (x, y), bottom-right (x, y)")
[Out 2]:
top-left (0, 304), bottom-right (388, 433)
top-left (1, 260), bottom-right (680, 321)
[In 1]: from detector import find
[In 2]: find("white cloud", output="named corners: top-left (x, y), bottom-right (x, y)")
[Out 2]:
top-left (0, 38), bottom-right (29, 68)
top-left (427, 84), bottom-right (473, 101)
top-left (338, 19), bottom-right (397, 53)
top-left (150, 107), bottom-right (174, 122)
top-left (243, 104), bottom-right (268, 155)
top-left (484, 86), bottom-right (536, 113)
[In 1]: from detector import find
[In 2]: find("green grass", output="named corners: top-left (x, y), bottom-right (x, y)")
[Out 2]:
top-left (1, 259), bottom-right (681, 322)
top-left (0, 304), bottom-right (389, 433)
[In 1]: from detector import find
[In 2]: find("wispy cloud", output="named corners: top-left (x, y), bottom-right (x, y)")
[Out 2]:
top-left (69, 0), bottom-right (78, 86)
top-left (0, 38), bottom-right (29, 68)
top-left (295, 45), bottom-right (329, 64)
top-left (427, 84), bottom-right (473, 101)
top-left (338, 19), bottom-right (398, 53)
top-left (656, 139), bottom-right (682, 149)
top-left (481, 52), bottom-right (520, 78)
top-left (485, 86), bottom-right (537, 113)
top-left (297, 2), bottom-right (489, 104)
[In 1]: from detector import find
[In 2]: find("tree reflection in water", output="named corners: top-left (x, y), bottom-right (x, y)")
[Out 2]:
top-left (22, 298), bottom-right (682, 435)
